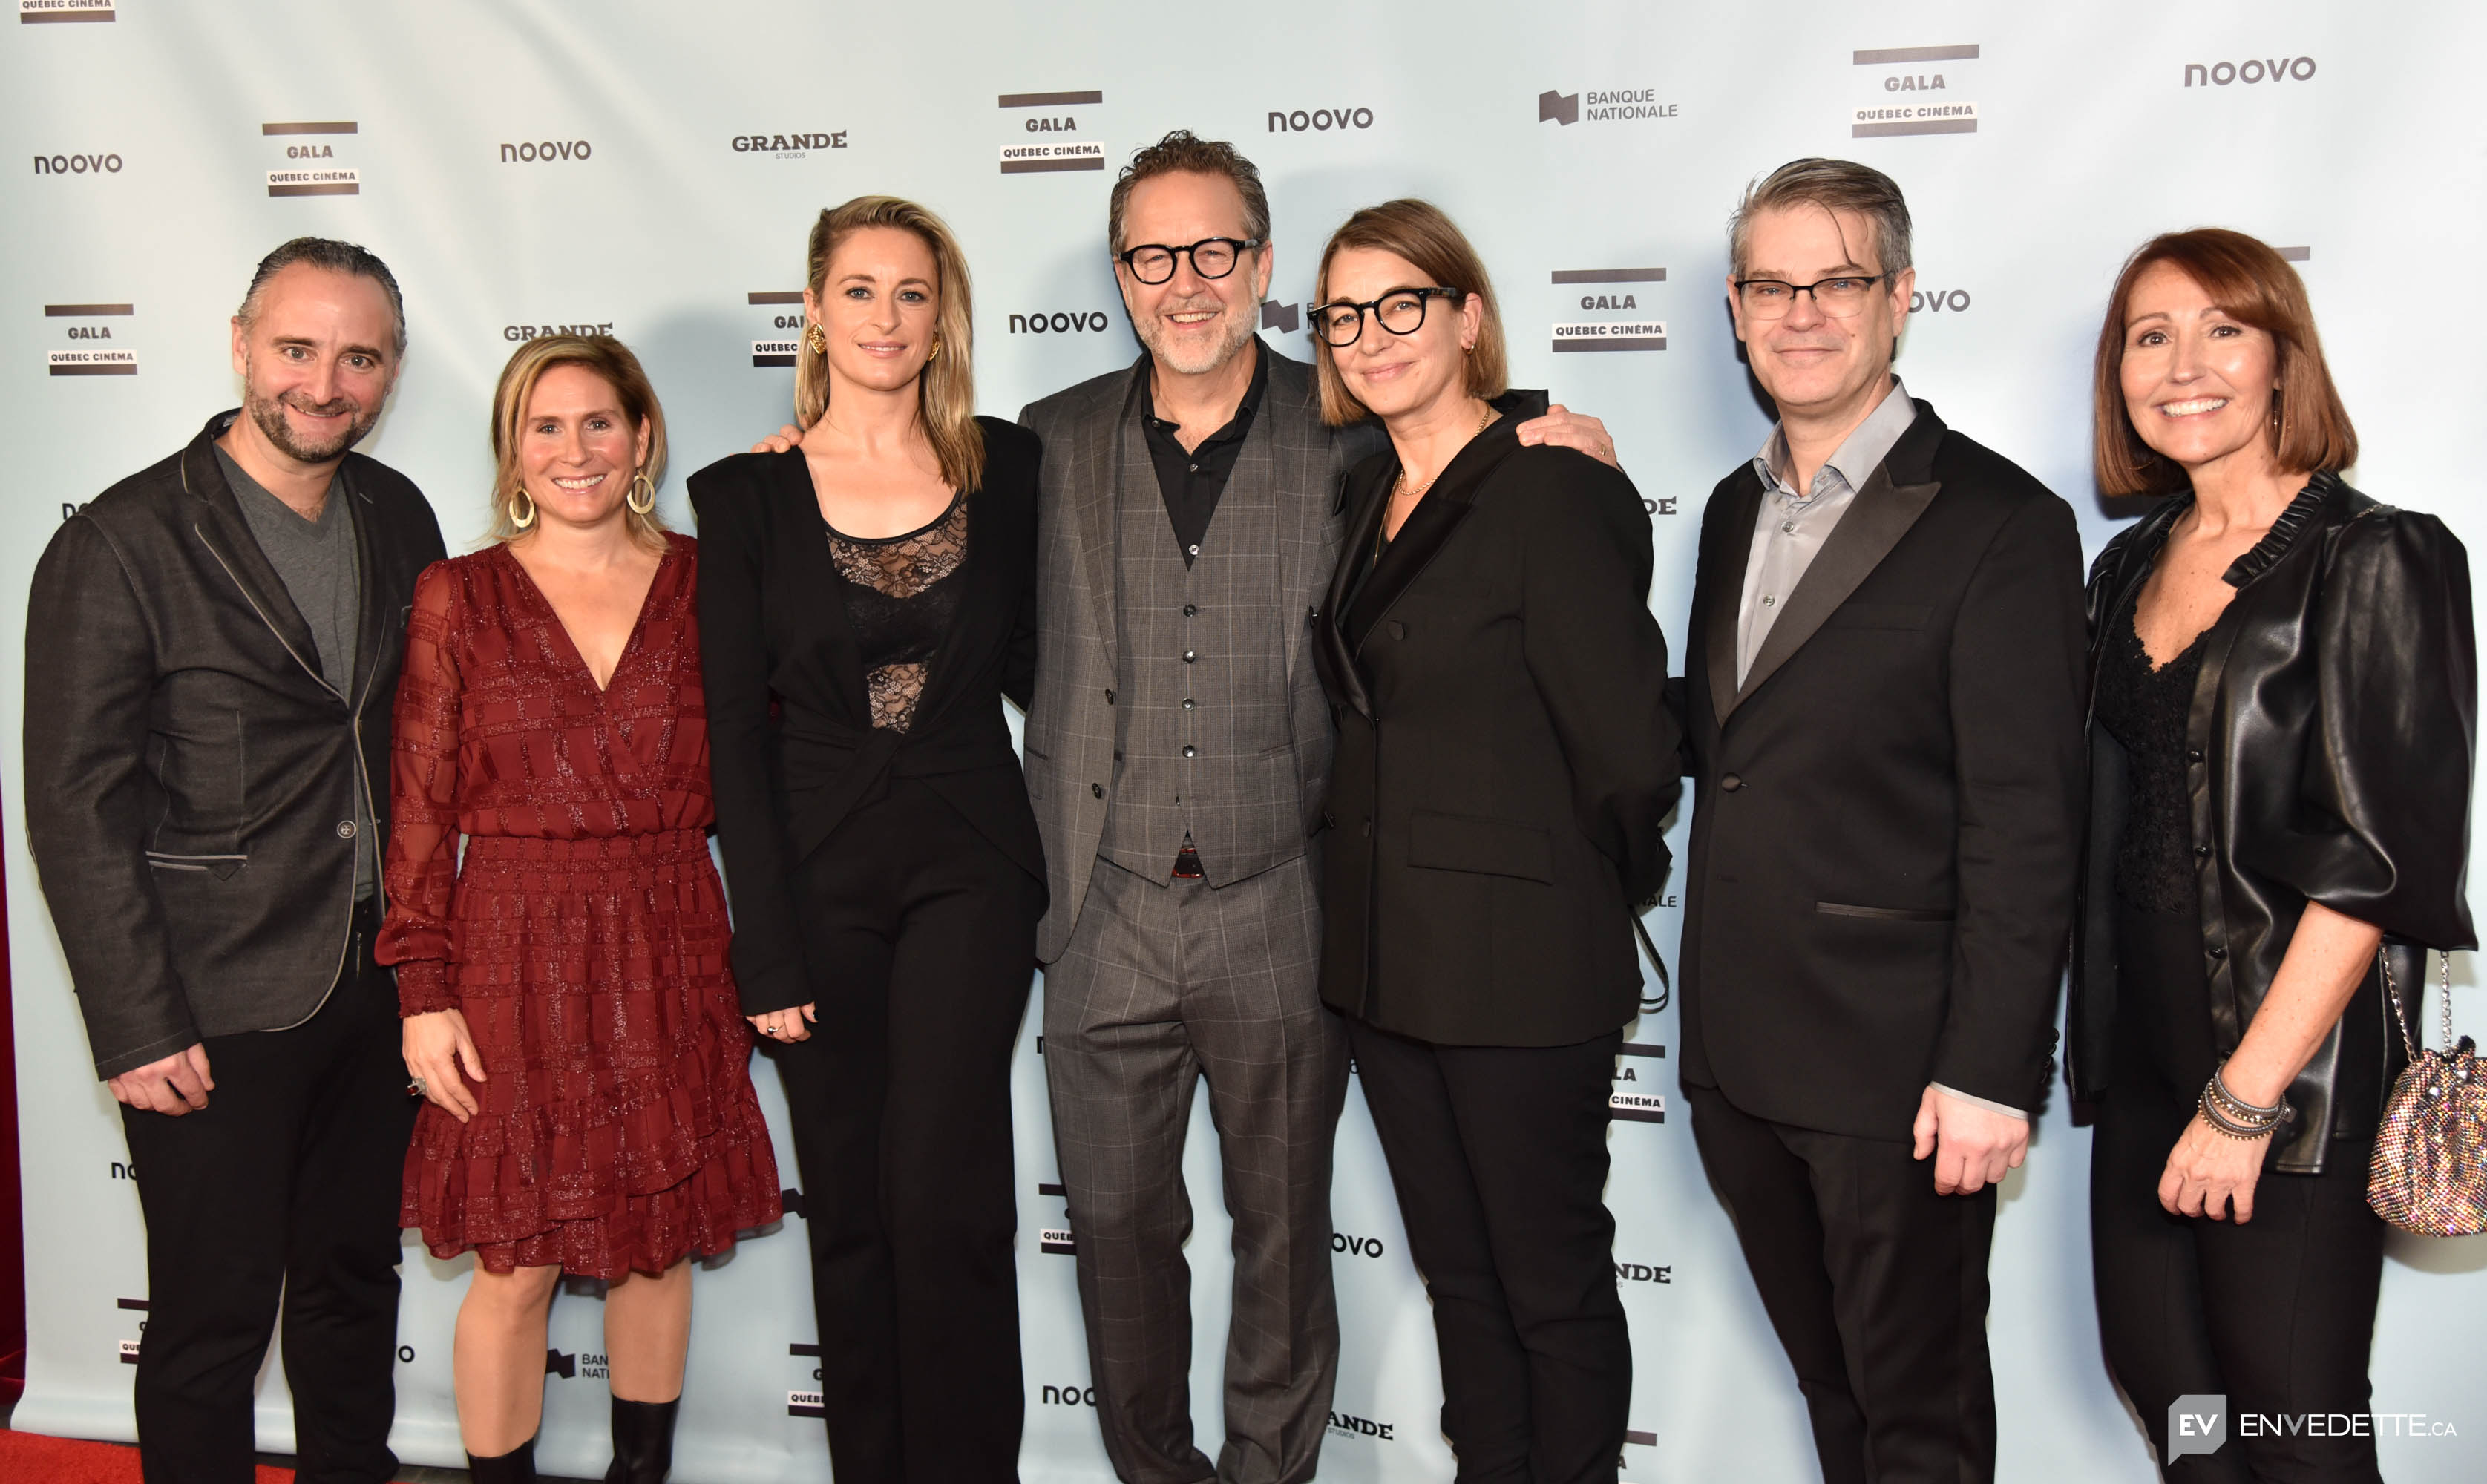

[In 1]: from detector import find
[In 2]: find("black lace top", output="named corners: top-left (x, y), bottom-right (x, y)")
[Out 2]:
top-left (828, 491), bottom-right (968, 733)
top-left (2094, 596), bottom-right (2212, 913)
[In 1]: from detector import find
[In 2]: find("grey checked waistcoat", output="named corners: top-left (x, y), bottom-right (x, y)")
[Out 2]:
top-left (1097, 401), bottom-right (1299, 884)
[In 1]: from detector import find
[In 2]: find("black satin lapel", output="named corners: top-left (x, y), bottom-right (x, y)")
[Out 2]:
top-left (182, 433), bottom-right (325, 687)
top-left (1349, 493), bottom-right (1471, 661)
top-left (344, 465), bottom-right (391, 708)
top-left (1319, 462), bottom-right (1392, 718)
top-left (774, 451), bottom-right (871, 718)
top-left (1734, 465), bottom-right (1941, 708)
top-left (1704, 474), bottom-right (1760, 725)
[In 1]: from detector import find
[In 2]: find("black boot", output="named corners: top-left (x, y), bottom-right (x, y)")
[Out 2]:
top-left (467, 1435), bottom-right (538, 1483)
top-left (604, 1396), bottom-right (681, 1484)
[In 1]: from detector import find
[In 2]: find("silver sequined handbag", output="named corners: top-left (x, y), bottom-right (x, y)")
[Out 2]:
top-left (2368, 948), bottom-right (2487, 1236)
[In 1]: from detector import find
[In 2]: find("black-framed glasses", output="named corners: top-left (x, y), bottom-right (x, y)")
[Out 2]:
top-left (1116, 236), bottom-right (1263, 284)
top-left (1733, 274), bottom-right (1887, 320)
top-left (1309, 286), bottom-right (1464, 348)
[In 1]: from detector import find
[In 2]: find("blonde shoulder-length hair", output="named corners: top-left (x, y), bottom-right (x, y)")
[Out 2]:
top-left (794, 195), bottom-right (986, 493)
top-left (486, 333), bottom-right (669, 551)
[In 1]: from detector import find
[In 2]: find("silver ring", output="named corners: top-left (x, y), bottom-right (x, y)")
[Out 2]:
top-left (407, 1076), bottom-right (427, 1098)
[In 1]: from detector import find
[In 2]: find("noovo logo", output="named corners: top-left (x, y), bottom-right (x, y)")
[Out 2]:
top-left (1009, 311), bottom-right (1110, 334)
top-left (1268, 106), bottom-right (1374, 132)
top-left (2185, 56), bottom-right (2316, 86)
top-left (1910, 289), bottom-right (1971, 312)
top-left (501, 139), bottom-right (591, 162)
top-left (33, 152), bottom-right (122, 174)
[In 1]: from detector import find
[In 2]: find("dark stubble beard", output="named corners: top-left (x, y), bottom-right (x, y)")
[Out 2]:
top-left (243, 371), bottom-right (381, 464)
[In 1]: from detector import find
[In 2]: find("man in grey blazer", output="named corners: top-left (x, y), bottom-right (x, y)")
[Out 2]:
top-left (1019, 131), bottom-right (1620, 1484)
top-left (24, 238), bottom-right (445, 1484)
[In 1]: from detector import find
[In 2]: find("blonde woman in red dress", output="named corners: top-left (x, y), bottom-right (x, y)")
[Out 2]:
top-left (379, 335), bottom-right (780, 1484)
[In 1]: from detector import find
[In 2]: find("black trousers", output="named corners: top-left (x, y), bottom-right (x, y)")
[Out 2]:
top-left (1349, 1020), bottom-right (1628, 1484)
top-left (1685, 1084), bottom-right (1997, 1484)
top-left (774, 778), bottom-right (1043, 1483)
top-left (117, 900), bottom-right (416, 1484)
top-left (2091, 1087), bottom-right (2385, 1483)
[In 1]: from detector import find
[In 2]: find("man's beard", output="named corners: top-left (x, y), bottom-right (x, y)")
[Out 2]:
top-left (243, 379), bottom-right (380, 464)
top-left (1132, 295), bottom-right (1258, 377)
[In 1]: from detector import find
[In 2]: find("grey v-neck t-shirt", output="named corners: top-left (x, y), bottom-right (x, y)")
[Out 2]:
top-left (217, 444), bottom-right (376, 899)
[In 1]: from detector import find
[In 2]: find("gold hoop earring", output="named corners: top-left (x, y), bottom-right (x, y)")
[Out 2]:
top-left (805, 322), bottom-right (829, 356)
top-left (627, 471), bottom-right (656, 516)
top-left (508, 489), bottom-right (536, 531)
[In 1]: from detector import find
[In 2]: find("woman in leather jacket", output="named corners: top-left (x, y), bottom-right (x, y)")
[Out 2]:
top-left (2074, 228), bottom-right (2474, 1483)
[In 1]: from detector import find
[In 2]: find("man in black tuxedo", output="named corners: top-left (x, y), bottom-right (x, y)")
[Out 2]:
top-left (1676, 160), bottom-right (2085, 1483)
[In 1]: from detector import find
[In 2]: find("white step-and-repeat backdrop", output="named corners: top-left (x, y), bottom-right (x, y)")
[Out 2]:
top-left (6, 1), bottom-right (2484, 1479)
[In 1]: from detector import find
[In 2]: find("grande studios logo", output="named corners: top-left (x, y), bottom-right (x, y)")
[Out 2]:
top-left (263, 120), bottom-right (358, 197)
top-left (46, 301), bottom-right (135, 375)
top-left (999, 90), bottom-right (1104, 174)
top-left (1550, 266), bottom-right (1665, 355)
top-left (1852, 43), bottom-right (1979, 137)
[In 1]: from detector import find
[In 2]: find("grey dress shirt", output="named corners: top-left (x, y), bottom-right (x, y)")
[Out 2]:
top-left (1732, 379), bottom-right (2026, 1121)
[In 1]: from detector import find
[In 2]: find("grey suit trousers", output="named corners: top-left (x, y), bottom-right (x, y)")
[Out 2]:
top-left (1043, 852), bottom-right (1349, 1484)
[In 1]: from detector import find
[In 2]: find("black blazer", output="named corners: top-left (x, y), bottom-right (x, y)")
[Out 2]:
top-left (689, 416), bottom-right (1045, 1016)
top-left (1677, 400), bottom-right (2086, 1137)
top-left (2071, 475), bottom-right (2475, 1173)
top-left (24, 411), bottom-right (445, 1077)
top-left (1313, 400), bottom-right (1680, 1047)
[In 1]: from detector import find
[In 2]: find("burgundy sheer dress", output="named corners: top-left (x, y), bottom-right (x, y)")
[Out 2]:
top-left (378, 533), bottom-right (781, 1276)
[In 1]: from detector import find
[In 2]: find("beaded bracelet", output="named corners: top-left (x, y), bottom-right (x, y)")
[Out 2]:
top-left (2199, 1063), bottom-right (2284, 1140)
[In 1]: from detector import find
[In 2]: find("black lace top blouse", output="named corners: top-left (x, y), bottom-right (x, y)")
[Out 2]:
top-left (828, 490), bottom-right (968, 733)
top-left (2094, 596), bottom-right (2212, 914)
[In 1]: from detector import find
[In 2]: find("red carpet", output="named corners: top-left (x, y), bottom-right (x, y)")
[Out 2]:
top-left (0, 1428), bottom-right (295, 1482)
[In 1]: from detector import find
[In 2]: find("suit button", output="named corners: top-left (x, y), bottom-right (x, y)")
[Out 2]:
top-left (1182, 745), bottom-right (1196, 758)
top-left (2207, 945), bottom-right (2226, 960)
top-left (1183, 650), bottom-right (1197, 663)
top-left (1182, 698), bottom-right (1196, 710)
top-left (1184, 603), bottom-right (1198, 617)
top-left (2186, 747), bottom-right (2203, 764)
top-left (1092, 783), bottom-right (1104, 798)
top-left (336, 820), bottom-right (358, 838)
top-left (1104, 689), bottom-right (1115, 704)
top-left (1323, 809), bottom-right (1337, 829)
top-left (2194, 844), bottom-right (2211, 858)
top-left (1720, 773), bottom-right (1744, 792)
top-left (1361, 818), bottom-right (1372, 838)
top-left (1388, 620), bottom-right (1406, 640)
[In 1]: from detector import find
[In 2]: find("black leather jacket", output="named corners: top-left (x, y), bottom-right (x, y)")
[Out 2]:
top-left (2071, 474), bottom-right (2476, 1172)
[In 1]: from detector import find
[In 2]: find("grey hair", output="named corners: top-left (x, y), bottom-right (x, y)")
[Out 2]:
top-left (1107, 130), bottom-right (1271, 257)
top-left (236, 237), bottom-right (407, 354)
top-left (1728, 158), bottom-right (1913, 279)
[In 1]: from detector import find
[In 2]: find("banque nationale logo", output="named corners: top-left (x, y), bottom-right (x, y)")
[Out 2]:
top-left (1611, 1041), bottom-right (1665, 1123)
top-left (263, 120), bottom-right (358, 197)
top-left (20, 0), bottom-right (114, 21)
top-left (1551, 266), bottom-right (1665, 354)
top-left (1538, 88), bottom-right (1678, 126)
top-left (46, 301), bottom-right (134, 375)
top-left (999, 90), bottom-right (1104, 174)
top-left (748, 290), bottom-right (804, 368)
top-left (1852, 44), bottom-right (1979, 137)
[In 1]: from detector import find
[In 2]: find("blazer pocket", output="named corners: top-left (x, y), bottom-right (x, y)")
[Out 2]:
top-left (148, 850), bottom-right (249, 881)
top-left (1409, 810), bottom-right (1554, 884)
top-left (1815, 900), bottom-right (1952, 922)
top-left (1826, 603), bottom-right (1931, 631)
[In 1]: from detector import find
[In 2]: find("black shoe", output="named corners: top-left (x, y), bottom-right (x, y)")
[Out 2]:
top-left (467, 1435), bottom-right (538, 1483)
top-left (604, 1396), bottom-right (681, 1484)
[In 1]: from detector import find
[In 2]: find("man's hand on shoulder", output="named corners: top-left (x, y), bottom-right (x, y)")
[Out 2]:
top-left (749, 424), bottom-right (805, 455)
top-left (1912, 1083), bottom-right (2028, 1195)
top-left (1515, 404), bottom-right (1619, 469)
top-left (107, 1043), bottom-right (213, 1117)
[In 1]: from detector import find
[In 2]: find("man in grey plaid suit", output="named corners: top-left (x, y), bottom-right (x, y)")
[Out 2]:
top-left (1018, 132), bottom-right (1622, 1484)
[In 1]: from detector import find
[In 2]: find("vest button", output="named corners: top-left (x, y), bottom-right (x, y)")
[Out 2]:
top-left (1092, 783), bottom-right (1104, 798)
top-left (1182, 744), bottom-right (1196, 758)
top-left (1183, 650), bottom-right (1197, 663)
top-left (1184, 603), bottom-right (1198, 617)
top-left (1720, 773), bottom-right (1744, 792)
top-left (336, 820), bottom-right (358, 838)
top-left (1181, 698), bottom-right (1195, 710)
top-left (1104, 689), bottom-right (1115, 704)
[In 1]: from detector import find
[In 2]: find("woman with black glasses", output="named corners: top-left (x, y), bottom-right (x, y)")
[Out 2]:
top-left (1307, 199), bottom-right (1678, 1484)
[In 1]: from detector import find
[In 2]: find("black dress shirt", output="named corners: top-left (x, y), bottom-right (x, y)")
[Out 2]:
top-left (1141, 338), bottom-right (1267, 565)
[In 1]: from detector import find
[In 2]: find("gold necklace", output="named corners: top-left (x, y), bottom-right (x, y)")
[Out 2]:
top-left (1381, 402), bottom-right (1498, 554)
